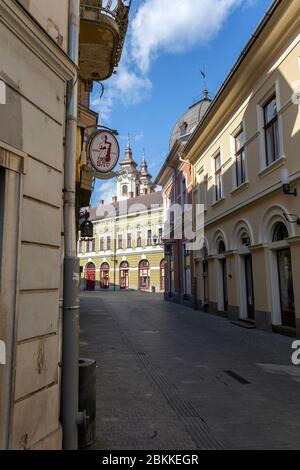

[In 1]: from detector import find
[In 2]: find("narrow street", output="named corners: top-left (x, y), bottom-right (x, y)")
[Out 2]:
top-left (80, 291), bottom-right (300, 451)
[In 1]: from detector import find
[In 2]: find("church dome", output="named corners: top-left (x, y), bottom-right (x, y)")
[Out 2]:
top-left (169, 91), bottom-right (211, 150)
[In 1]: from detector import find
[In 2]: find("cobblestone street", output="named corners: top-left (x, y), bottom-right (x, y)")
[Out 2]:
top-left (80, 290), bottom-right (300, 450)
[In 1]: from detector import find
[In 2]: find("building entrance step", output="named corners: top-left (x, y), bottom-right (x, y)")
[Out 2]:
top-left (231, 319), bottom-right (256, 329)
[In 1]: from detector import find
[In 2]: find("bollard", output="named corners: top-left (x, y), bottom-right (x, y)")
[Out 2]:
top-left (78, 358), bottom-right (96, 448)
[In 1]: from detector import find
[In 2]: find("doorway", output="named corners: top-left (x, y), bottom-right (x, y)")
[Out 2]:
top-left (244, 254), bottom-right (255, 320)
top-left (85, 262), bottom-right (96, 291)
top-left (100, 262), bottom-right (110, 289)
top-left (120, 261), bottom-right (129, 289)
top-left (277, 248), bottom-right (295, 327)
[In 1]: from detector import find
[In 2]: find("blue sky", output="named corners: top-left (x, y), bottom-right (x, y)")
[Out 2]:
top-left (90, 0), bottom-right (273, 207)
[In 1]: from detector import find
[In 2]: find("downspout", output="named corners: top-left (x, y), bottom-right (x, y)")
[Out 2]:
top-left (61, 0), bottom-right (81, 450)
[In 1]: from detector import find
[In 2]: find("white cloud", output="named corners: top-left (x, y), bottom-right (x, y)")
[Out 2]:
top-left (131, 0), bottom-right (244, 72)
top-left (92, 179), bottom-right (116, 205)
top-left (90, 56), bottom-right (152, 122)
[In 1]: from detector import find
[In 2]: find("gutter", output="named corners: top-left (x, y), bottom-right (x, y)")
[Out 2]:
top-left (61, 0), bottom-right (82, 450)
top-left (182, 0), bottom-right (283, 157)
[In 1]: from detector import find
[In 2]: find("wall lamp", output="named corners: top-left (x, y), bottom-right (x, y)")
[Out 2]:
top-left (283, 212), bottom-right (300, 225)
top-left (281, 169), bottom-right (297, 196)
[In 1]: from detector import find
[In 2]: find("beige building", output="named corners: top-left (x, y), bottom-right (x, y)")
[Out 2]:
top-left (0, 0), bottom-right (129, 450)
top-left (79, 141), bottom-right (165, 292)
top-left (180, 0), bottom-right (300, 338)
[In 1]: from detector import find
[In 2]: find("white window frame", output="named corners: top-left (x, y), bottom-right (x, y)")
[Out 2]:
top-left (211, 148), bottom-right (224, 204)
top-left (256, 81), bottom-right (284, 173)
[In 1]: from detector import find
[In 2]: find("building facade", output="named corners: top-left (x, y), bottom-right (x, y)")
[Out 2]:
top-left (159, 0), bottom-right (300, 339)
top-left (79, 142), bottom-right (165, 292)
top-left (0, 0), bottom-right (129, 450)
top-left (156, 92), bottom-right (211, 307)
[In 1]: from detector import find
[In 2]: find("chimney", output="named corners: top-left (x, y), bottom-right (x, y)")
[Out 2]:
top-left (112, 196), bottom-right (117, 203)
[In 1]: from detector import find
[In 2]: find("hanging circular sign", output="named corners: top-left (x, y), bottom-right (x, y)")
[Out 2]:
top-left (87, 130), bottom-right (120, 174)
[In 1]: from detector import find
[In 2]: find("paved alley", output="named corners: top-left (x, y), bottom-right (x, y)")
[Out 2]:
top-left (80, 290), bottom-right (300, 450)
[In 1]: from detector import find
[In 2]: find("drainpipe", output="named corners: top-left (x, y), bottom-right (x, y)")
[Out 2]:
top-left (61, 0), bottom-right (81, 450)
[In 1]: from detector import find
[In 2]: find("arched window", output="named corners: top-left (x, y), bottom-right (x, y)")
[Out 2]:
top-left (218, 240), bottom-right (226, 254)
top-left (122, 185), bottom-right (128, 196)
top-left (272, 222), bottom-right (289, 242)
top-left (160, 259), bottom-right (166, 292)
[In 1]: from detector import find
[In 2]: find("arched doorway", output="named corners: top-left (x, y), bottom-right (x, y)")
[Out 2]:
top-left (202, 246), bottom-right (209, 311)
top-left (272, 222), bottom-right (295, 327)
top-left (218, 240), bottom-right (228, 313)
top-left (85, 262), bottom-right (96, 291)
top-left (160, 259), bottom-right (166, 292)
top-left (139, 260), bottom-right (150, 291)
top-left (120, 261), bottom-right (129, 290)
top-left (100, 262), bottom-right (110, 289)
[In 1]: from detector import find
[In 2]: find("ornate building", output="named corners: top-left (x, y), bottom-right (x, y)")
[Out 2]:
top-left (157, 0), bottom-right (300, 339)
top-left (79, 140), bottom-right (165, 292)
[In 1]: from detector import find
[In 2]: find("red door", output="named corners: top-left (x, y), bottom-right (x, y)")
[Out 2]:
top-left (120, 262), bottom-right (129, 289)
top-left (160, 259), bottom-right (166, 292)
top-left (85, 263), bottom-right (96, 291)
top-left (139, 260), bottom-right (150, 291)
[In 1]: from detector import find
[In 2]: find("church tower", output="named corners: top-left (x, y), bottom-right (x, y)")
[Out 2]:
top-left (139, 150), bottom-right (154, 195)
top-left (117, 135), bottom-right (141, 201)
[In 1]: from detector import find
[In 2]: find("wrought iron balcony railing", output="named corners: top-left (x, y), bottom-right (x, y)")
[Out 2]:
top-left (79, 0), bottom-right (131, 81)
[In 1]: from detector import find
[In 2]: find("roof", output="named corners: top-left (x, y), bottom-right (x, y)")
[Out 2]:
top-left (169, 94), bottom-right (211, 150)
top-left (91, 190), bottom-right (163, 221)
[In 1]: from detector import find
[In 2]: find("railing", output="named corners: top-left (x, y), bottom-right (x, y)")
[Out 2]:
top-left (80, 0), bottom-right (130, 27)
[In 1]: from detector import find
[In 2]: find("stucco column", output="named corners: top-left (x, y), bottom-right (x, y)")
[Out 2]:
top-left (250, 244), bottom-right (272, 331)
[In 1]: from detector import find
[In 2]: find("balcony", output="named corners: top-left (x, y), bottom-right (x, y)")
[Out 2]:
top-left (79, 0), bottom-right (130, 82)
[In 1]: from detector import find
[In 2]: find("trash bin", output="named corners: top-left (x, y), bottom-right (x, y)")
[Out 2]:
top-left (78, 358), bottom-right (96, 448)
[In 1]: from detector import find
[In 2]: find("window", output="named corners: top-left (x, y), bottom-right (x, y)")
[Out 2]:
top-left (182, 177), bottom-right (187, 207)
top-left (118, 234), bottom-right (122, 250)
top-left (100, 237), bottom-right (104, 251)
top-left (218, 240), bottom-right (226, 254)
top-left (272, 222), bottom-right (288, 242)
top-left (107, 236), bottom-right (111, 251)
top-left (86, 240), bottom-right (90, 253)
top-left (78, 239), bottom-right (82, 254)
top-left (127, 233), bottom-right (132, 248)
top-left (91, 238), bottom-right (95, 252)
top-left (264, 95), bottom-right (279, 166)
top-left (214, 153), bottom-right (222, 201)
top-left (136, 186), bottom-right (140, 197)
top-left (122, 185), bottom-right (128, 196)
top-left (137, 230), bottom-right (142, 247)
top-left (235, 128), bottom-right (246, 187)
top-left (183, 244), bottom-right (191, 295)
top-left (158, 228), bottom-right (163, 244)
top-left (147, 229), bottom-right (152, 246)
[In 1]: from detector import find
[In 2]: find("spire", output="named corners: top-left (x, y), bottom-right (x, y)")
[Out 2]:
top-left (120, 132), bottom-right (137, 169)
top-left (124, 133), bottom-right (133, 162)
top-left (140, 149), bottom-right (151, 179)
top-left (126, 133), bottom-right (131, 151)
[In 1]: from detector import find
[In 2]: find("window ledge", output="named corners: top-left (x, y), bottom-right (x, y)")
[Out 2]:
top-left (231, 181), bottom-right (249, 196)
top-left (258, 156), bottom-right (286, 179)
top-left (211, 197), bottom-right (225, 208)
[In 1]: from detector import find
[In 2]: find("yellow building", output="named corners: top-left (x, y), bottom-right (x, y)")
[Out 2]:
top-left (79, 140), bottom-right (165, 291)
top-left (180, 0), bottom-right (300, 338)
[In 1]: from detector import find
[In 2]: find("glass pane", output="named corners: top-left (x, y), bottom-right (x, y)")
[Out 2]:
top-left (273, 120), bottom-right (280, 159)
top-left (235, 130), bottom-right (244, 152)
top-left (265, 127), bottom-right (274, 165)
top-left (215, 154), bottom-right (221, 171)
top-left (264, 97), bottom-right (277, 124)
